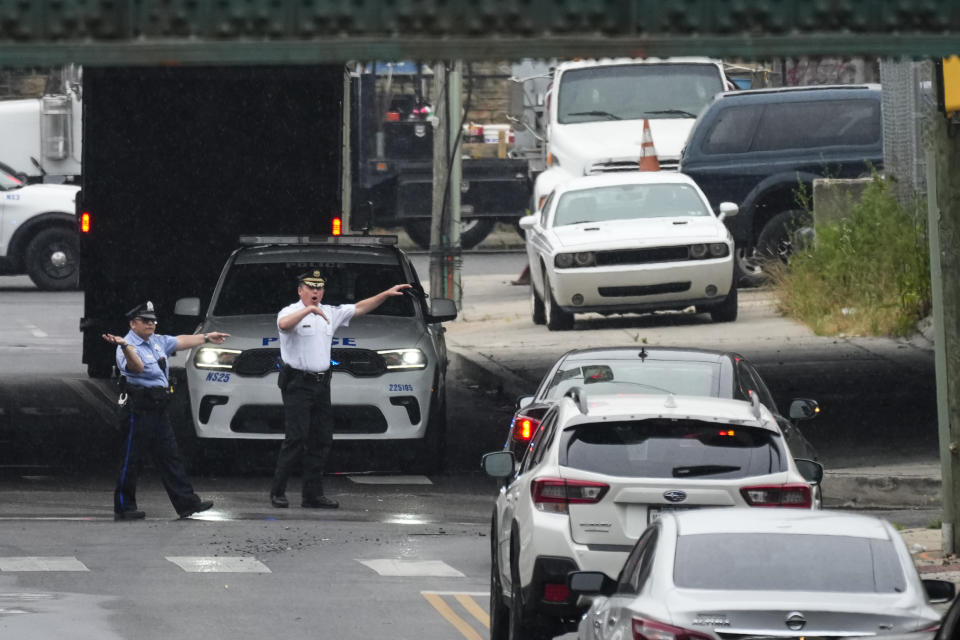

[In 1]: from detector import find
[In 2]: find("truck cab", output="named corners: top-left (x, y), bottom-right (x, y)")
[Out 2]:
top-left (528, 58), bottom-right (729, 212)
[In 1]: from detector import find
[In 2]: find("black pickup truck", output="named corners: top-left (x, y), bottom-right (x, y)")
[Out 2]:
top-left (679, 84), bottom-right (883, 285)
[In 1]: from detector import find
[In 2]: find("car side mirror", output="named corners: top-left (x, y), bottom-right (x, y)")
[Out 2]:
top-left (482, 450), bottom-right (515, 478)
top-left (789, 398), bottom-right (820, 421)
top-left (717, 202), bottom-right (738, 221)
top-left (516, 395), bottom-right (534, 411)
top-left (174, 297), bottom-right (201, 317)
top-left (794, 459), bottom-right (824, 484)
top-left (568, 571), bottom-right (616, 596)
top-left (428, 298), bottom-right (457, 323)
top-left (924, 578), bottom-right (956, 604)
top-left (518, 214), bottom-right (538, 230)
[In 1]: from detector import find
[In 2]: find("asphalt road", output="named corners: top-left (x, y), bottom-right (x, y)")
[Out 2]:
top-left (0, 251), bottom-right (945, 639)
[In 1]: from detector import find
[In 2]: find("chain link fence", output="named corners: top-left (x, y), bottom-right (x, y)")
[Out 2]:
top-left (880, 59), bottom-right (936, 209)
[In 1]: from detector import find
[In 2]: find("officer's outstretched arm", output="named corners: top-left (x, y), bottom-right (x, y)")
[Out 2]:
top-left (355, 283), bottom-right (412, 317)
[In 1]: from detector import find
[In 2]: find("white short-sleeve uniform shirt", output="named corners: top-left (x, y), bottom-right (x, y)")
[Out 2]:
top-left (277, 301), bottom-right (356, 373)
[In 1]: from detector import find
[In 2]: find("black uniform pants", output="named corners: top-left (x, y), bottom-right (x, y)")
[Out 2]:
top-left (271, 371), bottom-right (333, 499)
top-left (114, 396), bottom-right (201, 515)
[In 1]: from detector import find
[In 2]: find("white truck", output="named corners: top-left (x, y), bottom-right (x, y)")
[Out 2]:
top-left (0, 66), bottom-right (82, 184)
top-left (508, 58), bottom-right (731, 211)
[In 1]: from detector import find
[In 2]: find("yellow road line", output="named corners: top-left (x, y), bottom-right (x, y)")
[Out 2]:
top-left (455, 593), bottom-right (490, 628)
top-left (422, 592), bottom-right (484, 640)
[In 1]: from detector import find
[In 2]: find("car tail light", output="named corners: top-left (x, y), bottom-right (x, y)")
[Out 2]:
top-left (80, 211), bottom-right (91, 233)
top-left (740, 483), bottom-right (812, 508)
top-left (331, 217), bottom-right (342, 236)
top-left (542, 583), bottom-right (570, 602)
top-left (633, 617), bottom-right (714, 640)
top-left (512, 414), bottom-right (541, 443)
top-left (531, 478), bottom-right (609, 514)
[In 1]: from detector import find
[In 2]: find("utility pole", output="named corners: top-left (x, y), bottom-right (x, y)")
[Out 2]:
top-left (429, 61), bottom-right (464, 307)
top-left (929, 69), bottom-right (960, 554)
top-left (429, 63), bottom-right (449, 300)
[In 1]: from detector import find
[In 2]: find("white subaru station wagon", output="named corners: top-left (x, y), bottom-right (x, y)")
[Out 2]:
top-left (174, 235), bottom-right (457, 472)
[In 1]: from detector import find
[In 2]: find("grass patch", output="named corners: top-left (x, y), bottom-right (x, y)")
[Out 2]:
top-left (773, 177), bottom-right (931, 337)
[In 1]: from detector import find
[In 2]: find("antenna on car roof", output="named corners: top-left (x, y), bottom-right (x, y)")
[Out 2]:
top-left (564, 387), bottom-right (588, 415)
top-left (749, 390), bottom-right (762, 419)
top-left (638, 347), bottom-right (648, 361)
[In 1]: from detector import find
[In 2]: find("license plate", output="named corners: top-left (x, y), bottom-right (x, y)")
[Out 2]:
top-left (647, 505), bottom-right (691, 524)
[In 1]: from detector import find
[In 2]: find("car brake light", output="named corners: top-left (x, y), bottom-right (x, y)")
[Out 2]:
top-left (80, 211), bottom-right (91, 233)
top-left (331, 217), bottom-right (342, 236)
top-left (542, 582), bottom-right (570, 602)
top-left (740, 483), bottom-right (812, 508)
top-left (531, 478), bottom-right (609, 514)
top-left (633, 617), bottom-right (714, 640)
top-left (512, 414), bottom-right (541, 443)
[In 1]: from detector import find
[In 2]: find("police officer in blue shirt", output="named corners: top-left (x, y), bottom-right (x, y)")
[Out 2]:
top-left (101, 301), bottom-right (230, 521)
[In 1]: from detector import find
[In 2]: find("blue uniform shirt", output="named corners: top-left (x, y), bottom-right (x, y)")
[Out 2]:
top-left (116, 330), bottom-right (178, 388)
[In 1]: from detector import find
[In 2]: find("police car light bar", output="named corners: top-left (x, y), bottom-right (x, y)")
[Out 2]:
top-left (237, 235), bottom-right (398, 247)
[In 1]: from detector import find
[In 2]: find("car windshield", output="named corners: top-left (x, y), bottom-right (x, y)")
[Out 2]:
top-left (674, 532), bottom-right (906, 593)
top-left (561, 419), bottom-right (784, 478)
top-left (557, 64), bottom-right (724, 124)
top-left (0, 169), bottom-right (23, 190)
top-left (212, 261), bottom-right (416, 317)
top-left (552, 184), bottom-right (710, 227)
top-left (542, 360), bottom-right (720, 401)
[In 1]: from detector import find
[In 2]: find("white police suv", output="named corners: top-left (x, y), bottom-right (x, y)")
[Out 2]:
top-left (174, 235), bottom-right (457, 472)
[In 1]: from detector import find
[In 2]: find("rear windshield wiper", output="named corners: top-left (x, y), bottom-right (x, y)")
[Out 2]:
top-left (672, 464), bottom-right (741, 478)
top-left (643, 109), bottom-right (698, 118)
top-left (566, 110), bottom-right (622, 120)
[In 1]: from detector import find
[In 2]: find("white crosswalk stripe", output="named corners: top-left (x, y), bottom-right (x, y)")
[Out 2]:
top-left (0, 557), bottom-right (89, 571)
top-left (165, 556), bottom-right (271, 573)
top-left (357, 559), bottom-right (464, 577)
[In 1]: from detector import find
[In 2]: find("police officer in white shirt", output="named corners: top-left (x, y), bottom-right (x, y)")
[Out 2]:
top-left (270, 270), bottom-right (411, 509)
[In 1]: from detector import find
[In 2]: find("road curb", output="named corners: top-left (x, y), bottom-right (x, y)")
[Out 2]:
top-left (824, 467), bottom-right (942, 509)
top-left (448, 346), bottom-right (531, 396)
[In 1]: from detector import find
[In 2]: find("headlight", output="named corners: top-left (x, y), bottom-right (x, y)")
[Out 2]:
top-left (193, 347), bottom-right (242, 370)
top-left (709, 242), bottom-right (729, 257)
top-left (689, 244), bottom-right (708, 259)
top-left (377, 348), bottom-right (427, 370)
top-left (554, 253), bottom-right (574, 268)
top-left (573, 252), bottom-right (595, 267)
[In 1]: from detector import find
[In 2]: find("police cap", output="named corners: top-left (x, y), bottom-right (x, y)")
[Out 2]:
top-left (298, 270), bottom-right (326, 289)
top-left (126, 300), bottom-right (158, 321)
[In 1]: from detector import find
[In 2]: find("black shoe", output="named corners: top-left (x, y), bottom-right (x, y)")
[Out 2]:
top-left (114, 509), bottom-right (146, 521)
top-left (270, 493), bottom-right (289, 508)
top-left (301, 496), bottom-right (339, 509)
top-left (178, 499), bottom-right (214, 519)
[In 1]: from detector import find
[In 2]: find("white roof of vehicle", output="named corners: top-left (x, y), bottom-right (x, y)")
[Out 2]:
top-left (555, 57), bottom-right (723, 72)
top-left (556, 171), bottom-right (700, 193)
top-left (672, 507), bottom-right (893, 539)
top-left (559, 393), bottom-right (779, 432)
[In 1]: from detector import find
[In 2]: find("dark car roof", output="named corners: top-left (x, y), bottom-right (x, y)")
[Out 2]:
top-left (713, 84), bottom-right (880, 105)
top-left (557, 346), bottom-right (742, 364)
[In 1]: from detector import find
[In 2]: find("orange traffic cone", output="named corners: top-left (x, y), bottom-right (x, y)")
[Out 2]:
top-left (638, 118), bottom-right (660, 171)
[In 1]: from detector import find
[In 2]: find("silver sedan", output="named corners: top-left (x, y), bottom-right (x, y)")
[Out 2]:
top-left (570, 508), bottom-right (954, 640)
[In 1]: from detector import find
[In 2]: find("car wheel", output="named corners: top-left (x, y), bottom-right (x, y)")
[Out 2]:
top-left (530, 282), bottom-right (546, 325)
top-left (402, 391), bottom-right (446, 474)
top-left (25, 227), bottom-right (79, 291)
top-left (710, 284), bottom-right (738, 323)
top-left (402, 217), bottom-right (495, 250)
top-left (734, 245), bottom-right (768, 288)
top-left (490, 515), bottom-right (510, 640)
top-left (543, 272), bottom-right (573, 331)
top-left (756, 209), bottom-right (812, 265)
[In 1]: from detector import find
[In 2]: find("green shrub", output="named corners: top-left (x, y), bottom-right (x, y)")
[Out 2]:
top-left (774, 177), bottom-right (931, 337)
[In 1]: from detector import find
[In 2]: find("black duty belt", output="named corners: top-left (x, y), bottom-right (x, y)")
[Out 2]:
top-left (285, 365), bottom-right (330, 383)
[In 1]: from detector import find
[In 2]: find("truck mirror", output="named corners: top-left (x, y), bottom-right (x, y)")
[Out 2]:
top-left (507, 79), bottom-right (525, 121)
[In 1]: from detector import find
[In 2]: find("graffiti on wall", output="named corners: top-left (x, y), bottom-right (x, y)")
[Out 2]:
top-left (784, 57), bottom-right (868, 86)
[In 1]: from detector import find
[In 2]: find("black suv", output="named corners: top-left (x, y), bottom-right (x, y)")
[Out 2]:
top-left (679, 85), bottom-right (883, 285)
